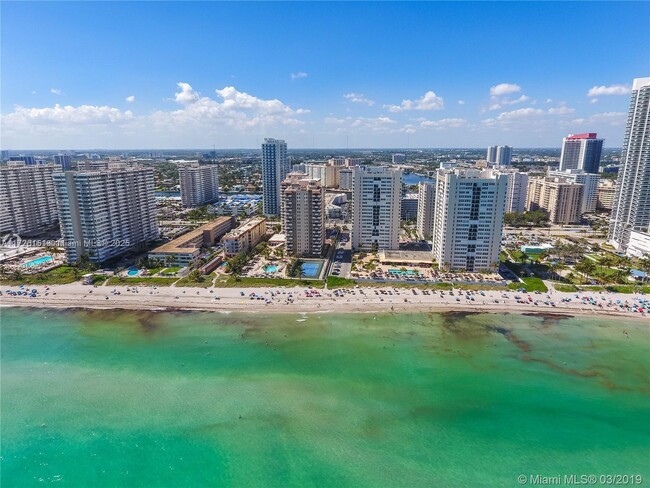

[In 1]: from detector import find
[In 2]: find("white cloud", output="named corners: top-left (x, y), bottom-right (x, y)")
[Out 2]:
top-left (587, 84), bottom-right (631, 97)
top-left (547, 106), bottom-right (575, 115)
top-left (50, 88), bottom-right (62, 96)
top-left (4, 104), bottom-right (134, 126)
top-left (457, 100), bottom-right (465, 105)
top-left (174, 82), bottom-right (200, 104)
top-left (343, 93), bottom-right (375, 106)
top-left (587, 112), bottom-right (626, 125)
top-left (590, 98), bottom-right (598, 104)
top-left (490, 83), bottom-right (521, 96)
top-left (502, 94), bottom-right (530, 106)
top-left (291, 71), bottom-right (308, 80)
top-left (545, 98), bottom-right (553, 104)
top-left (125, 95), bottom-right (136, 103)
top-left (323, 115), bottom-right (397, 133)
top-left (31, 90), bottom-right (37, 95)
top-left (496, 108), bottom-right (545, 120)
top-left (384, 91), bottom-right (444, 112)
top-left (420, 118), bottom-right (468, 129)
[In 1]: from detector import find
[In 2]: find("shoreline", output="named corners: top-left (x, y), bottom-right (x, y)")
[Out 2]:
top-left (2, 282), bottom-right (649, 322)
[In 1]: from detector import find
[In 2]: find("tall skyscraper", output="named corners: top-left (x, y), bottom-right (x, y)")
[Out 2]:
top-left (52, 167), bottom-right (158, 263)
top-left (432, 169), bottom-right (507, 272)
top-left (351, 166), bottom-right (402, 250)
top-left (281, 173), bottom-right (324, 257)
top-left (54, 154), bottom-right (73, 171)
top-left (487, 146), bottom-right (512, 165)
top-left (178, 164), bottom-right (219, 208)
top-left (261, 138), bottom-right (289, 215)
top-left (416, 181), bottom-right (436, 240)
top-left (0, 164), bottom-right (59, 235)
top-left (559, 133), bottom-right (603, 174)
top-left (607, 77), bottom-right (650, 252)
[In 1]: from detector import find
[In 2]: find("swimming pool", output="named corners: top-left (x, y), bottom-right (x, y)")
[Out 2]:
top-left (264, 265), bottom-right (278, 273)
top-left (21, 256), bottom-right (53, 267)
top-left (388, 269), bottom-right (419, 275)
top-left (301, 262), bottom-right (322, 278)
top-left (127, 268), bottom-right (139, 276)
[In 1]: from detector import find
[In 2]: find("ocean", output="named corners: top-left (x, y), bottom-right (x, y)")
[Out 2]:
top-left (1, 307), bottom-right (649, 487)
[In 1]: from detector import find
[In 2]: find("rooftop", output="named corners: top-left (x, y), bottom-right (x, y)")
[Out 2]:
top-left (151, 216), bottom-right (233, 254)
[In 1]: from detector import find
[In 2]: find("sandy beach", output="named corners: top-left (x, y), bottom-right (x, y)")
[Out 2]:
top-left (2, 281), bottom-right (650, 321)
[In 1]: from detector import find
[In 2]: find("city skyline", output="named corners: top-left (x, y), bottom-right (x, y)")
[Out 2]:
top-left (1, 2), bottom-right (648, 149)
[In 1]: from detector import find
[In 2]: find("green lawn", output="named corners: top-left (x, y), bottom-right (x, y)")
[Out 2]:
top-left (553, 283), bottom-right (578, 292)
top-left (508, 277), bottom-right (548, 292)
top-left (326, 276), bottom-right (357, 288)
top-left (105, 276), bottom-right (178, 286)
top-left (175, 275), bottom-right (214, 288)
top-left (1, 266), bottom-right (81, 286)
top-left (214, 275), bottom-right (324, 288)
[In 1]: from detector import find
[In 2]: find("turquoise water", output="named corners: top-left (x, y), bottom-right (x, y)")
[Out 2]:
top-left (127, 268), bottom-right (139, 276)
top-left (21, 256), bottom-right (53, 267)
top-left (388, 268), bottom-right (419, 275)
top-left (1, 308), bottom-right (649, 487)
top-left (264, 265), bottom-right (278, 273)
top-left (301, 261), bottom-right (321, 278)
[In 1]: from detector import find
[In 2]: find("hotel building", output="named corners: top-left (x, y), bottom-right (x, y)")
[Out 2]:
top-left (52, 167), bottom-right (158, 263)
top-left (222, 216), bottom-right (267, 257)
top-left (559, 133), bottom-right (603, 174)
top-left (432, 168), bottom-right (508, 272)
top-left (281, 173), bottom-right (324, 257)
top-left (148, 216), bottom-right (234, 267)
top-left (350, 166), bottom-right (402, 251)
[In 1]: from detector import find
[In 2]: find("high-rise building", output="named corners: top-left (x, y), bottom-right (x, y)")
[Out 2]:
top-left (261, 138), bottom-right (289, 215)
top-left (416, 181), bottom-right (435, 240)
top-left (339, 168), bottom-right (353, 190)
top-left (54, 154), bottom-right (73, 171)
top-left (178, 164), bottom-right (219, 208)
top-left (432, 169), bottom-right (507, 272)
top-left (608, 77), bottom-right (650, 252)
top-left (548, 169), bottom-right (599, 214)
top-left (281, 173), bottom-right (324, 257)
top-left (52, 167), bottom-right (158, 263)
top-left (392, 153), bottom-right (406, 164)
top-left (597, 180), bottom-right (617, 211)
top-left (9, 156), bottom-right (36, 165)
top-left (0, 164), bottom-right (59, 235)
top-left (401, 193), bottom-right (419, 220)
top-left (559, 133), bottom-right (603, 174)
top-left (486, 146), bottom-right (512, 165)
top-left (526, 177), bottom-right (583, 224)
top-left (494, 167), bottom-right (528, 213)
top-left (351, 166), bottom-right (402, 250)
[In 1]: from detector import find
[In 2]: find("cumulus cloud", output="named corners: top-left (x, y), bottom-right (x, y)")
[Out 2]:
top-left (125, 95), bottom-right (136, 103)
top-left (290, 71), bottom-right (308, 80)
top-left (590, 98), bottom-right (598, 104)
top-left (587, 84), bottom-right (631, 97)
top-left (174, 82), bottom-right (200, 104)
top-left (420, 118), bottom-right (468, 129)
top-left (343, 93), bottom-right (375, 106)
top-left (50, 88), bottom-right (62, 96)
top-left (490, 83), bottom-right (521, 96)
top-left (457, 100), bottom-right (465, 105)
top-left (547, 106), bottom-right (575, 115)
top-left (384, 91), bottom-right (444, 112)
top-left (4, 104), bottom-right (133, 126)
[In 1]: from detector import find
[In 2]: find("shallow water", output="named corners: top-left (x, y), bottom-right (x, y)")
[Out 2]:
top-left (1, 308), bottom-right (649, 487)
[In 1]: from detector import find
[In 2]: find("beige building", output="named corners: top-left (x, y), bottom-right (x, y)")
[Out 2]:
top-left (178, 164), bottom-right (219, 208)
top-left (281, 173), bottom-right (324, 257)
top-left (148, 216), bottom-right (234, 267)
top-left (597, 180), bottom-right (617, 211)
top-left (526, 177), bottom-right (584, 224)
top-left (416, 181), bottom-right (435, 240)
top-left (222, 216), bottom-right (267, 257)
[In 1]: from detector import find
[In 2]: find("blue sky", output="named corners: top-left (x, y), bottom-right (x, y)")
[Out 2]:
top-left (2, 1), bottom-right (648, 149)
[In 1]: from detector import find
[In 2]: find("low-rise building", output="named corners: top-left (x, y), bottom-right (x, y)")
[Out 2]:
top-left (222, 217), bottom-right (268, 256)
top-left (148, 216), bottom-right (234, 267)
